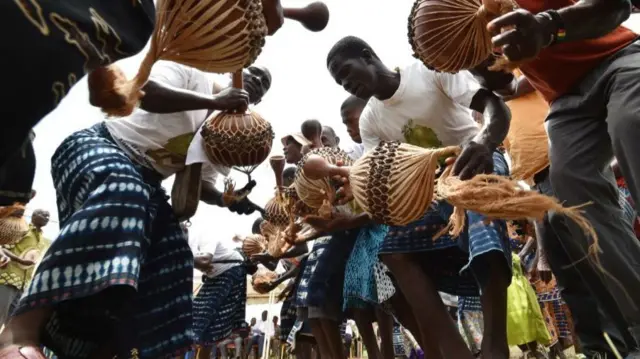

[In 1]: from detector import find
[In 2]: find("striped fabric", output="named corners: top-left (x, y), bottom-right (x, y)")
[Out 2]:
top-left (193, 265), bottom-right (247, 346)
top-left (16, 123), bottom-right (194, 359)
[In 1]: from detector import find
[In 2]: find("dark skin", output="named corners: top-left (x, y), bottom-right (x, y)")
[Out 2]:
top-left (341, 104), bottom-right (364, 144)
top-left (139, 66), bottom-right (271, 113)
top-left (320, 126), bottom-right (340, 148)
top-left (283, 138), bottom-right (304, 164)
top-left (487, 0), bottom-right (631, 63)
top-left (327, 50), bottom-right (510, 180)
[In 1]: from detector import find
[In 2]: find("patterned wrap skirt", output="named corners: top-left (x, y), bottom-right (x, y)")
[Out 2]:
top-left (457, 296), bottom-right (484, 354)
top-left (533, 276), bottom-right (573, 342)
top-left (379, 152), bottom-right (512, 296)
top-left (14, 123), bottom-right (194, 358)
top-left (305, 230), bottom-right (358, 310)
top-left (280, 258), bottom-right (308, 341)
top-left (295, 237), bottom-right (331, 308)
top-left (343, 224), bottom-right (394, 309)
top-left (193, 265), bottom-right (247, 346)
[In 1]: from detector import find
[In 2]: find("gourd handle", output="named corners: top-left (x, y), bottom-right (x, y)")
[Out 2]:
top-left (231, 70), bottom-right (247, 113)
top-left (302, 155), bottom-right (350, 180)
top-left (283, 2), bottom-right (330, 32)
top-left (270, 155), bottom-right (286, 189)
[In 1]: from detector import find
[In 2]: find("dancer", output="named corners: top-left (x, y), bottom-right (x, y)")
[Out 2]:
top-left (0, 209), bottom-right (50, 326)
top-left (283, 133), bottom-right (312, 164)
top-left (482, 69), bottom-right (640, 358)
top-left (0, 61), bottom-right (269, 358)
top-left (192, 232), bottom-right (249, 359)
top-left (485, 1), bottom-right (640, 354)
top-left (326, 36), bottom-right (512, 359)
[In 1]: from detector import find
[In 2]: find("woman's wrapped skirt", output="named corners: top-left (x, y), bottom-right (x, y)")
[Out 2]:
top-left (192, 265), bottom-right (247, 346)
top-left (14, 123), bottom-right (194, 358)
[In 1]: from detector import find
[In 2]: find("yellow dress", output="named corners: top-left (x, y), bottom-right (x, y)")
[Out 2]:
top-left (506, 253), bottom-right (552, 346)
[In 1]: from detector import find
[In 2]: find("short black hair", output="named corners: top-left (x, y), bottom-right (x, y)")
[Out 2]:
top-left (251, 217), bottom-right (264, 234)
top-left (283, 167), bottom-right (296, 180)
top-left (326, 36), bottom-right (379, 67)
top-left (341, 95), bottom-right (368, 113)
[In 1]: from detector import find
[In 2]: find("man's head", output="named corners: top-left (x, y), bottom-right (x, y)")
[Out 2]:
top-left (321, 126), bottom-right (340, 148)
top-left (261, 310), bottom-right (268, 321)
top-left (281, 133), bottom-right (311, 164)
top-left (250, 317), bottom-right (257, 326)
top-left (340, 95), bottom-right (367, 143)
top-left (327, 36), bottom-right (382, 99)
top-left (252, 217), bottom-right (264, 234)
top-left (283, 167), bottom-right (296, 187)
top-left (31, 209), bottom-right (50, 228)
top-left (243, 65), bottom-right (272, 105)
top-left (272, 315), bottom-right (278, 324)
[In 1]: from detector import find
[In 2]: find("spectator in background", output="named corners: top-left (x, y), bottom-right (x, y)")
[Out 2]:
top-left (0, 208), bottom-right (50, 326)
top-left (249, 311), bottom-right (272, 357)
top-left (272, 315), bottom-right (281, 358)
top-left (343, 319), bottom-right (358, 357)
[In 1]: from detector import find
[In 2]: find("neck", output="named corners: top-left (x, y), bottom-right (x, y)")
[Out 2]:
top-left (374, 66), bottom-right (401, 101)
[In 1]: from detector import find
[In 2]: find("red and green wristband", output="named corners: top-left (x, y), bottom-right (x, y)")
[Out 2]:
top-left (539, 9), bottom-right (567, 47)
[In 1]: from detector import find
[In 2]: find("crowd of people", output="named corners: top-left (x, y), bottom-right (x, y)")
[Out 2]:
top-left (1, 0), bottom-right (640, 358)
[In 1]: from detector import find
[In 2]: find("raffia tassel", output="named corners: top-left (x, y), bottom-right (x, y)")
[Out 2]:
top-left (221, 178), bottom-right (249, 206)
top-left (435, 166), bottom-right (600, 258)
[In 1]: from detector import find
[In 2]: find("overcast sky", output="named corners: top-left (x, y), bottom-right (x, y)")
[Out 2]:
top-left (28, 3), bottom-right (640, 248)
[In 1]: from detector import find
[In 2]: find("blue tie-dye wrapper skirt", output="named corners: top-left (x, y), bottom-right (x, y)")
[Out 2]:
top-left (13, 123), bottom-right (194, 358)
top-left (342, 224), bottom-right (390, 309)
top-left (192, 265), bottom-right (247, 346)
top-left (378, 151), bottom-right (512, 296)
top-left (280, 257), bottom-right (307, 341)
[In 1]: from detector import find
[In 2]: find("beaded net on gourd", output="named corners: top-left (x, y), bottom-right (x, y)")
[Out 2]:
top-left (89, 0), bottom-right (268, 117)
top-left (201, 110), bottom-right (274, 175)
top-left (284, 185), bottom-right (317, 217)
top-left (408, 0), bottom-right (517, 73)
top-left (294, 147), bottom-right (353, 217)
top-left (0, 204), bottom-right (29, 246)
top-left (264, 195), bottom-right (290, 228)
top-left (349, 141), bottom-right (598, 255)
top-left (242, 234), bottom-right (267, 256)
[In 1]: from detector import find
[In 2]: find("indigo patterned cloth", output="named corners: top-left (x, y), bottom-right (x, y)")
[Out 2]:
top-left (295, 237), bottom-right (331, 308)
top-left (193, 265), bottom-right (247, 346)
top-left (343, 224), bottom-right (389, 309)
top-left (379, 151), bottom-right (512, 296)
top-left (305, 230), bottom-right (358, 309)
top-left (280, 257), bottom-right (307, 341)
top-left (15, 123), bottom-right (194, 358)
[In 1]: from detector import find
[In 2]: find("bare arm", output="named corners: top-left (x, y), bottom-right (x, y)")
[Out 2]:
top-left (199, 181), bottom-right (225, 207)
top-left (271, 266), bottom-right (300, 287)
top-left (552, 0), bottom-right (631, 42)
top-left (139, 80), bottom-right (225, 113)
top-left (469, 89), bottom-right (511, 151)
top-left (278, 242), bottom-right (309, 259)
top-left (518, 235), bottom-right (537, 259)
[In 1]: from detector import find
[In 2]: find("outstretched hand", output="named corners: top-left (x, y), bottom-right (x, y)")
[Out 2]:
top-left (304, 212), bottom-right (356, 233)
top-left (451, 142), bottom-right (494, 180)
top-left (488, 9), bottom-right (552, 63)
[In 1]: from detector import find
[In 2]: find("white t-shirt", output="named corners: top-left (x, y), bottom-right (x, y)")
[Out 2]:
top-left (359, 62), bottom-right (481, 152)
top-left (345, 143), bottom-right (365, 161)
top-left (253, 319), bottom-right (274, 336)
top-left (199, 237), bottom-right (244, 278)
top-left (105, 60), bottom-right (230, 185)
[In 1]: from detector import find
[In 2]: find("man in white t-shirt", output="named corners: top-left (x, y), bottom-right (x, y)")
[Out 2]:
top-left (105, 61), bottom-right (272, 214)
top-left (326, 36), bottom-right (512, 359)
top-left (7, 61), bottom-right (272, 358)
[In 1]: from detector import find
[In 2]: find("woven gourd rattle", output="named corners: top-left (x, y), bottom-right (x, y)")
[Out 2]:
top-left (89, 0), bottom-right (330, 117)
top-left (241, 234), bottom-right (267, 256)
top-left (408, 0), bottom-right (517, 73)
top-left (304, 141), bottom-right (598, 254)
top-left (294, 147), bottom-right (354, 219)
top-left (264, 155), bottom-right (292, 228)
top-left (0, 204), bottom-right (29, 246)
top-left (201, 72), bottom-right (274, 198)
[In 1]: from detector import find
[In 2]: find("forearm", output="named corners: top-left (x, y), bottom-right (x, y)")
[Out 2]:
top-left (518, 236), bottom-right (536, 258)
top-left (2, 249), bottom-right (22, 262)
top-left (263, 260), bottom-right (278, 271)
top-left (273, 267), bottom-right (300, 286)
top-left (200, 182), bottom-right (224, 207)
top-left (139, 80), bottom-right (219, 113)
top-left (551, 0), bottom-right (631, 42)
top-left (469, 89), bottom-right (511, 151)
top-left (278, 243), bottom-right (309, 259)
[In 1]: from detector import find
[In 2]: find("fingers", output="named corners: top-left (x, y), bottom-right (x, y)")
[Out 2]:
top-left (452, 148), bottom-right (473, 176)
top-left (487, 9), bottom-right (527, 33)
